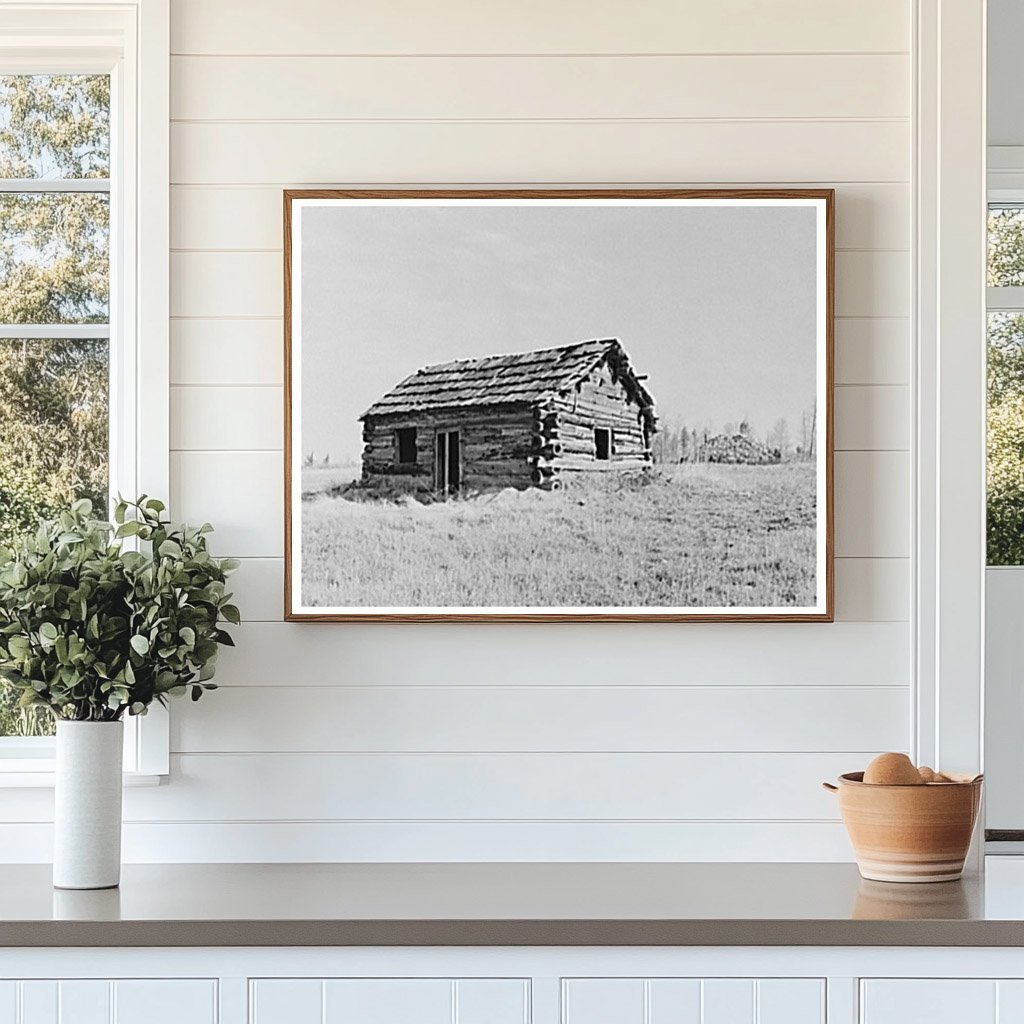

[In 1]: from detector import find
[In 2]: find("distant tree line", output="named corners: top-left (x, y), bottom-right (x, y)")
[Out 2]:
top-left (651, 407), bottom-right (818, 465)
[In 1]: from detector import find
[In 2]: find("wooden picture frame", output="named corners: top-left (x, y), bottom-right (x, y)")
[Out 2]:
top-left (284, 189), bottom-right (834, 622)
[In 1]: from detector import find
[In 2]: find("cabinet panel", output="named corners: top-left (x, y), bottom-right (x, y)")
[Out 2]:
top-left (323, 980), bottom-right (451, 1024)
top-left (18, 983), bottom-right (56, 1024)
top-left (0, 981), bottom-right (215, 1024)
top-left (113, 981), bottom-right (216, 1024)
top-left (648, 980), bottom-right (701, 1023)
top-left (455, 980), bottom-right (529, 1024)
top-left (757, 980), bottom-right (825, 1024)
top-left (250, 980), bottom-right (322, 1024)
top-left (998, 981), bottom-right (1024, 1022)
top-left (0, 984), bottom-right (16, 1024)
top-left (563, 978), bottom-right (825, 1024)
top-left (702, 980), bottom-right (754, 1024)
top-left (861, 981), bottom-right (997, 1024)
top-left (563, 980), bottom-right (645, 1024)
top-left (251, 979), bottom-right (528, 1024)
top-left (58, 982), bottom-right (109, 1024)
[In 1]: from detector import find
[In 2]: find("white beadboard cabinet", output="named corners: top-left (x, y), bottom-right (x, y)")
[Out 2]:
top-left (561, 978), bottom-right (825, 1024)
top-left (860, 980), bottom-right (1024, 1023)
top-left (0, 979), bottom-right (217, 1024)
top-left (6, 949), bottom-right (1024, 1024)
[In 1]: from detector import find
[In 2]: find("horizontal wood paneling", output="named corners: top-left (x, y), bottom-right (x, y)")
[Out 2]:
top-left (171, 386), bottom-right (281, 450)
top-left (170, 0), bottom-right (910, 56)
top-left (170, 250), bottom-right (907, 320)
top-left (834, 452), bottom-right (910, 558)
top-left (835, 251), bottom-right (909, 318)
top-left (170, 183), bottom-right (909, 251)
top-left (171, 684), bottom-right (909, 754)
top-left (170, 121), bottom-right (909, 186)
top-left (171, 54), bottom-right (908, 121)
top-left (834, 319), bottom-right (909, 385)
top-left (170, 451), bottom-right (282, 556)
top-left (0, 820), bottom-right (857, 862)
top-left (210, 621), bottom-right (910, 687)
top-left (171, 252), bottom-right (280, 317)
top-left (833, 558), bottom-right (909, 621)
top-left (120, 752), bottom-right (858, 821)
top-left (227, 556), bottom-right (909, 624)
top-left (170, 320), bottom-right (283, 385)
top-left (834, 386), bottom-right (910, 450)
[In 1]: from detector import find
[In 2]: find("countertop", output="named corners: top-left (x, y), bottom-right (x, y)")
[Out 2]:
top-left (6, 861), bottom-right (1024, 947)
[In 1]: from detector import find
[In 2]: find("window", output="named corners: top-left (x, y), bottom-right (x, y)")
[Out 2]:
top-left (0, 75), bottom-right (111, 739)
top-left (0, 3), bottom-right (169, 778)
top-left (594, 427), bottom-right (611, 461)
top-left (987, 205), bottom-right (1024, 565)
top-left (396, 427), bottom-right (417, 464)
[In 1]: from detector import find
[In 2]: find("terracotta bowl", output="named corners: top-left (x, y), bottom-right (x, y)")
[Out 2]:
top-left (823, 772), bottom-right (983, 883)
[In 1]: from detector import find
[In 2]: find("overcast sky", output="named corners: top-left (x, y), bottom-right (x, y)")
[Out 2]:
top-left (299, 201), bottom-right (818, 463)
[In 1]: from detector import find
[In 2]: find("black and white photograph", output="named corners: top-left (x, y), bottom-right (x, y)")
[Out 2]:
top-left (285, 190), bottom-right (833, 621)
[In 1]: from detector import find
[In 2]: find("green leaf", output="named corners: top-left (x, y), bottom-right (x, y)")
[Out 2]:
top-left (178, 626), bottom-right (196, 646)
top-left (130, 634), bottom-right (150, 656)
top-left (220, 604), bottom-right (241, 625)
top-left (39, 622), bottom-right (58, 641)
top-left (8, 635), bottom-right (30, 657)
top-left (158, 539), bottom-right (183, 559)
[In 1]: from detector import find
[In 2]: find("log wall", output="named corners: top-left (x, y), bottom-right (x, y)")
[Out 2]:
top-left (362, 407), bottom-right (536, 491)
top-left (537, 362), bottom-right (653, 478)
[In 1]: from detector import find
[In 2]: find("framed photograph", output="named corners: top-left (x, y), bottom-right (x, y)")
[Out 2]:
top-left (284, 189), bottom-right (833, 622)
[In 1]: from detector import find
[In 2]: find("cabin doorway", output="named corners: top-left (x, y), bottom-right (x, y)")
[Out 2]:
top-left (435, 430), bottom-right (461, 493)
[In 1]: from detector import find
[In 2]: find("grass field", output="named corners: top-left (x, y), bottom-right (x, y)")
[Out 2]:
top-left (301, 463), bottom-right (817, 609)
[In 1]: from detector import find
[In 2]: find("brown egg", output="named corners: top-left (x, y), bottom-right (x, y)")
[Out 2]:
top-left (918, 766), bottom-right (939, 783)
top-left (863, 752), bottom-right (925, 786)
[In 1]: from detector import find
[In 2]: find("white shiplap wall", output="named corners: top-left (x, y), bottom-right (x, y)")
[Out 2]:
top-left (3, 0), bottom-right (915, 861)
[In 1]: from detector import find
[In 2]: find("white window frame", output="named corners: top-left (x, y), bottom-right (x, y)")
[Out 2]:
top-left (0, 0), bottom-right (169, 784)
top-left (913, 0), bottom-right (987, 842)
top-left (983, 169), bottom-right (1024, 839)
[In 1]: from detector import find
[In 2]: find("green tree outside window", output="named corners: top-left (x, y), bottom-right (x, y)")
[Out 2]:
top-left (0, 75), bottom-right (110, 736)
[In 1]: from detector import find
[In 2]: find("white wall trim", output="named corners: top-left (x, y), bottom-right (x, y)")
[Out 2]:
top-left (914, 0), bottom-right (987, 779)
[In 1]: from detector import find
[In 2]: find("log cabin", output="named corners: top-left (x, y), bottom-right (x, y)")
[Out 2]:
top-left (359, 338), bottom-right (657, 493)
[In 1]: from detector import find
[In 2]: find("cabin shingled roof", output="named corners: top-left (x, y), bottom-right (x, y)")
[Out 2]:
top-left (361, 338), bottom-right (653, 418)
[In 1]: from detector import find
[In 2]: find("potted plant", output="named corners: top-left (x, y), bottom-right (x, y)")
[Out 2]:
top-left (0, 497), bottom-right (239, 889)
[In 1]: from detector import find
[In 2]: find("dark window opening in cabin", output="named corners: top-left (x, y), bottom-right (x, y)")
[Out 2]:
top-left (396, 427), bottom-right (417, 464)
top-left (594, 427), bottom-right (611, 461)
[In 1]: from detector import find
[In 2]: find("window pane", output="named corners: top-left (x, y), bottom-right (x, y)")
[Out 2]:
top-left (988, 206), bottom-right (1024, 287)
top-left (0, 192), bottom-right (109, 323)
top-left (0, 75), bottom-right (109, 179)
top-left (988, 312), bottom-right (1024, 565)
top-left (0, 338), bottom-right (108, 738)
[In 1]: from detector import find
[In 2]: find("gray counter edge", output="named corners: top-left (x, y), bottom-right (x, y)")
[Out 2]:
top-left (4, 919), bottom-right (1024, 948)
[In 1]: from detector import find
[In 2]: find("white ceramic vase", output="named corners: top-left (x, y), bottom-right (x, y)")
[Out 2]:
top-left (53, 720), bottom-right (124, 890)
